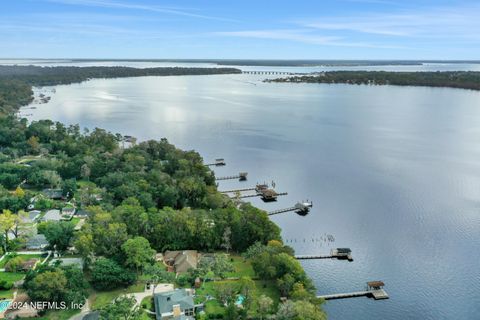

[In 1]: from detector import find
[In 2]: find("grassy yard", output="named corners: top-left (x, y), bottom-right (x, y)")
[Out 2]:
top-left (140, 295), bottom-right (156, 319)
top-left (0, 272), bottom-right (25, 285)
top-left (0, 253), bottom-right (47, 268)
top-left (140, 296), bottom-right (154, 311)
top-left (204, 300), bottom-right (224, 315)
top-left (226, 255), bottom-right (255, 278)
top-left (89, 282), bottom-right (145, 310)
top-left (70, 217), bottom-right (81, 226)
top-left (0, 289), bottom-right (15, 299)
top-left (77, 180), bottom-right (97, 188)
top-left (195, 279), bottom-right (280, 317)
top-left (0, 272), bottom-right (25, 300)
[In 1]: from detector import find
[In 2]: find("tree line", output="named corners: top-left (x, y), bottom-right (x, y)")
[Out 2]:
top-left (268, 71), bottom-right (480, 91)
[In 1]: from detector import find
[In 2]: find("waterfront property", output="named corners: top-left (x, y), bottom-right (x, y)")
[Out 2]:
top-left (154, 289), bottom-right (195, 320)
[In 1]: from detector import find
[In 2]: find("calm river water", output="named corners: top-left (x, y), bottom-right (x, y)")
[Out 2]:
top-left (15, 61), bottom-right (480, 320)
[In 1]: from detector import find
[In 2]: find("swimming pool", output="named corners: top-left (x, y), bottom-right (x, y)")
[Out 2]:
top-left (0, 300), bottom-right (12, 312)
top-left (235, 295), bottom-right (245, 306)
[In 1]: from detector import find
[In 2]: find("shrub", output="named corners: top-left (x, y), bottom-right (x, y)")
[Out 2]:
top-left (5, 256), bottom-right (24, 272)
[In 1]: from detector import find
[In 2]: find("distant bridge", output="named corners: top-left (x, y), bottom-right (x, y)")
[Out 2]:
top-left (242, 71), bottom-right (295, 75)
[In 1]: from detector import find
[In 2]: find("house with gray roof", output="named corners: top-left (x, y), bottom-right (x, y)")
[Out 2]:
top-left (163, 250), bottom-right (198, 274)
top-left (42, 209), bottom-right (62, 222)
top-left (23, 210), bottom-right (41, 223)
top-left (154, 289), bottom-right (195, 320)
top-left (26, 234), bottom-right (49, 250)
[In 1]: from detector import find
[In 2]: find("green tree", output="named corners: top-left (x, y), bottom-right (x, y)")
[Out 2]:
top-left (113, 199), bottom-right (148, 236)
top-left (91, 258), bottom-right (136, 290)
top-left (275, 300), bottom-right (297, 320)
top-left (73, 230), bottom-right (95, 266)
top-left (5, 256), bottom-right (24, 272)
top-left (143, 263), bottom-right (175, 294)
top-left (121, 236), bottom-right (155, 272)
top-left (293, 300), bottom-right (326, 320)
top-left (0, 210), bottom-right (15, 251)
top-left (257, 294), bottom-right (274, 320)
top-left (62, 178), bottom-right (77, 198)
top-left (27, 269), bottom-right (68, 302)
top-left (99, 296), bottom-right (141, 320)
top-left (43, 221), bottom-right (75, 253)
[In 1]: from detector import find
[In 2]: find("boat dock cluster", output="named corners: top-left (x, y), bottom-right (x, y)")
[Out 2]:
top-left (209, 158), bottom-right (389, 302)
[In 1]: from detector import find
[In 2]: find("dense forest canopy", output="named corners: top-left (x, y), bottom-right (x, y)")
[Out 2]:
top-left (0, 65), bottom-right (241, 85)
top-left (268, 71), bottom-right (480, 91)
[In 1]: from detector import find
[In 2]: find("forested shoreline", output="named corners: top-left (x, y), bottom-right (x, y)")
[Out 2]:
top-left (267, 71), bottom-right (480, 91)
top-left (0, 67), bottom-right (326, 319)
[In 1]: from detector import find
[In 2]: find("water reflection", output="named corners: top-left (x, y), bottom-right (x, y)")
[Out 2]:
top-left (22, 71), bottom-right (480, 320)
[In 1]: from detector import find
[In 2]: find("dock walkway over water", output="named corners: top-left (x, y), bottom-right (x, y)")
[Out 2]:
top-left (268, 201), bottom-right (313, 215)
top-left (295, 248), bottom-right (353, 261)
top-left (231, 190), bottom-right (288, 201)
top-left (216, 172), bottom-right (248, 181)
top-left (317, 281), bottom-right (389, 301)
top-left (205, 158), bottom-right (226, 167)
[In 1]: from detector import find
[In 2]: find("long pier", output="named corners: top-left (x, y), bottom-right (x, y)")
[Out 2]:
top-left (216, 172), bottom-right (248, 181)
top-left (295, 248), bottom-right (353, 261)
top-left (317, 281), bottom-right (389, 301)
top-left (231, 191), bottom-right (288, 200)
top-left (268, 201), bottom-right (313, 216)
top-left (205, 158), bottom-right (226, 167)
top-left (318, 289), bottom-right (388, 300)
top-left (219, 187), bottom-right (257, 194)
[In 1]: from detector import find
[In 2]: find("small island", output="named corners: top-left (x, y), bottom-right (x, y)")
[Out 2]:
top-left (267, 71), bottom-right (480, 91)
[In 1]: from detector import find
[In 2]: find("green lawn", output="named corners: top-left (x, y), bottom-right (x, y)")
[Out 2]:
top-left (0, 272), bottom-right (25, 300)
top-left (195, 279), bottom-right (280, 317)
top-left (77, 180), bottom-right (97, 188)
top-left (140, 296), bottom-right (153, 311)
top-left (89, 283), bottom-right (145, 310)
top-left (226, 255), bottom-right (255, 278)
top-left (70, 217), bottom-right (81, 226)
top-left (204, 300), bottom-right (224, 315)
top-left (0, 289), bottom-right (15, 299)
top-left (0, 271), bottom-right (26, 284)
top-left (0, 253), bottom-right (47, 268)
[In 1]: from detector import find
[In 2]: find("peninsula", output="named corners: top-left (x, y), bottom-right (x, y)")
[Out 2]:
top-left (267, 71), bottom-right (480, 91)
top-left (0, 67), bottom-right (325, 319)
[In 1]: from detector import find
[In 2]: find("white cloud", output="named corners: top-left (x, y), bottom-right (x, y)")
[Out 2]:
top-left (301, 4), bottom-right (480, 40)
top-left (213, 29), bottom-right (404, 49)
top-left (41, 0), bottom-right (236, 21)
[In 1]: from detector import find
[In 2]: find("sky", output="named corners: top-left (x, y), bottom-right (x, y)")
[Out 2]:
top-left (1, 0), bottom-right (479, 59)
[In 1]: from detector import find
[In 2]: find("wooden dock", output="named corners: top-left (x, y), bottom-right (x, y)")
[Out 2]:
top-left (295, 248), bottom-right (353, 262)
top-left (317, 281), bottom-right (389, 301)
top-left (219, 187), bottom-right (257, 194)
top-left (206, 158), bottom-right (226, 167)
top-left (216, 172), bottom-right (248, 181)
top-left (231, 191), bottom-right (288, 200)
top-left (268, 201), bottom-right (313, 216)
